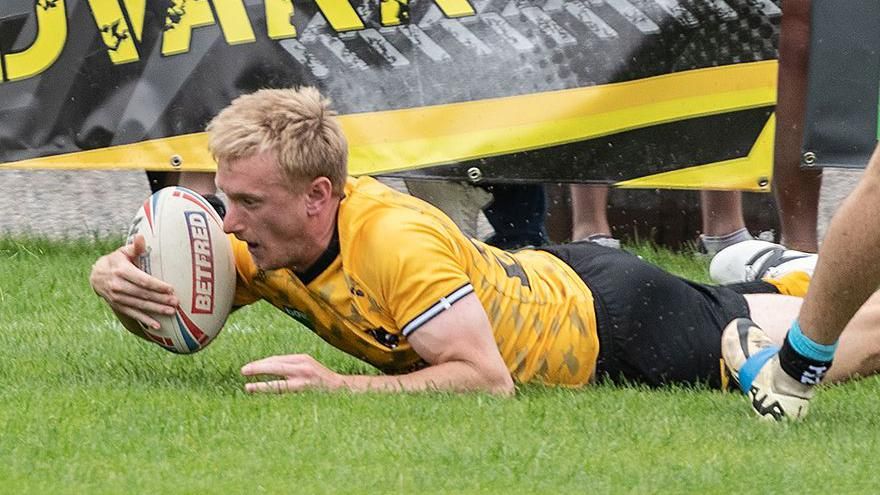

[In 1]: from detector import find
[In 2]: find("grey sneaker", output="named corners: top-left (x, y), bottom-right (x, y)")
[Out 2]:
top-left (721, 318), bottom-right (814, 421)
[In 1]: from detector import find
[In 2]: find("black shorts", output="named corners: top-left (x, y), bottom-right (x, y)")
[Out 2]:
top-left (540, 242), bottom-right (750, 389)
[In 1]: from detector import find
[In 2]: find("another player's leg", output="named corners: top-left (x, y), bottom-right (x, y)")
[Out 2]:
top-left (746, 292), bottom-right (880, 385)
top-left (725, 291), bottom-right (880, 420)
top-left (720, 144), bottom-right (880, 420)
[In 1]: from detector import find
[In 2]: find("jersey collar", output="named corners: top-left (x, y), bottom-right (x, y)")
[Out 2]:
top-left (294, 223), bottom-right (340, 285)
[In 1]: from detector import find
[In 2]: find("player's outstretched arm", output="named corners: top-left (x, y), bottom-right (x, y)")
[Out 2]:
top-left (240, 293), bottom-right (515, 395)
top-left (89, 234), bottom-right (179, 334)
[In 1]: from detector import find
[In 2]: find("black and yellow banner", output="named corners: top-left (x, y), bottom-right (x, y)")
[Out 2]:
top-left (0, 0), bottom-right (783, 190)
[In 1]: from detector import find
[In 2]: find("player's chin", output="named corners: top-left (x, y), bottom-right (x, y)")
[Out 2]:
top-left (247, 245), bottom-right (268, 267)
top-left (252, 253), bottom-right (285, 271)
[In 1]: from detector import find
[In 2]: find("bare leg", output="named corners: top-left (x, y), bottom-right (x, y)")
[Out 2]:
top-left (699, 190), bottom-right (752, 255)
top-left (798, 144), bottom-right (880, 345)
top-left (773, 0), bottom-right (820, 252)
top-left (744, 294), bottom-right (803, 342)
top-left (570, 184), bottom-right (611, 240)
top-left (746, 291), bottom-right (880, 383)
top-left (820, 292), bottom-right (880, 382)
top-left (700, 190), bottom-right (746, 236)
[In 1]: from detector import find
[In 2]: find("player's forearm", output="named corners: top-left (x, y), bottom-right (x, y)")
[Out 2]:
top-left (340, 360), bottom-right (515, 396)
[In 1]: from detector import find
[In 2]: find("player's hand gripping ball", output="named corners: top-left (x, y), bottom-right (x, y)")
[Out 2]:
top-left (127, 187), bottom-right (235, 353)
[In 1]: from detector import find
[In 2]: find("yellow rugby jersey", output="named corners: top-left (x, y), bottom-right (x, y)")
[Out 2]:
top-left (230, 177), bottom-right (600, 386)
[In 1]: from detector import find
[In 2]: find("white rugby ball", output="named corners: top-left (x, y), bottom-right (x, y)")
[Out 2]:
top-left (126, 186), bottom-right (235, 354)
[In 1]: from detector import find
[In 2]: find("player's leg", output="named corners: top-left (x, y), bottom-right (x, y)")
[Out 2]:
top-left (818, 291), bottom-right (880, 382)
top-left (542, 242), bottom-right (749, 388)
top-left (741, 294), bottom-right (802, 342)
top-left (744, 292), bottom-right (880, 383)
top-left (724, 143), bottom-right (880, 420)
top-left (724, 291), bottom-right (880, 420)
top-left (797, 143), bottom-right (880, 350)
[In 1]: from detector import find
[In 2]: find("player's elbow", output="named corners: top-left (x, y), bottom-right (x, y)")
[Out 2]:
top-left (482, 364), bottom-right (515, 396)
top-left (492, 375), bottom-right (516, 397)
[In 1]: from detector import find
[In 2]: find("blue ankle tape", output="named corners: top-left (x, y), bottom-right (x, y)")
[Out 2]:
top-left (738, 346), bottom-right (780, 394)
top-left (788, 320), bottom-right (838, 362)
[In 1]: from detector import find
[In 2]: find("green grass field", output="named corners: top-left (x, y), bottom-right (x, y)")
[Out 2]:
top-left (2, 238), bottom-right (879, 493)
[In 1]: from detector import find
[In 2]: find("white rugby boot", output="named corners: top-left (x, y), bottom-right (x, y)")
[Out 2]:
top-left (710, 240), bottom-right (817, 285)
top-left (721, 318), bottom-right (814, 421)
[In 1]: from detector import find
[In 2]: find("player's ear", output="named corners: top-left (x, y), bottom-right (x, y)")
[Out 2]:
top-left (305, 176), bottom-right (333, 216)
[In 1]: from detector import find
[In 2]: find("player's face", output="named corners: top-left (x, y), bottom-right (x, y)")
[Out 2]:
top-left (216, 152), bottom-right (311, 270)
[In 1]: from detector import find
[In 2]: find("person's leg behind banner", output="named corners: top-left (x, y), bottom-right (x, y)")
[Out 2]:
top-left (482, 183), bottom-right (548, 250)
top-left (698, 190), bottom-right (753, 256)
top-left (774, 0), bottom-right (820, 253)
top-left (569, 184), bottom-right (619, 248)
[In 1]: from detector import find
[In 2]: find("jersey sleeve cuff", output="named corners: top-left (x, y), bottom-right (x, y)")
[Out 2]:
top-left (401, 284), bottom-right (474, 337)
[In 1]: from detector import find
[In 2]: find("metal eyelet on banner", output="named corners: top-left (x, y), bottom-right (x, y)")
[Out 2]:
top-left (170, 154), bottom-right (183, 168)
top-left (802, 151), bottom-right (817, 167)
top-left (466, 167), bottom-right (483, 184)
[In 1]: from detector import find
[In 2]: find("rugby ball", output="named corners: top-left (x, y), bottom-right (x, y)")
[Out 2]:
top-left (126, 186), bottom-right (235, 353)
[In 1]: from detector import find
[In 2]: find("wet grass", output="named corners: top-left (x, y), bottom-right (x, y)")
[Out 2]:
top-left (1, 238), bottom-right (877, 493)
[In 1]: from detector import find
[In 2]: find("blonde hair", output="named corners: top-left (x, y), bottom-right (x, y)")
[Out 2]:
top-left (207, 87), bottom-right (348, 195)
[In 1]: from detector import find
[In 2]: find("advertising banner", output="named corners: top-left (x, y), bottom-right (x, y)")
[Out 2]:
top-left (0, 0), bottom-right (783, 190)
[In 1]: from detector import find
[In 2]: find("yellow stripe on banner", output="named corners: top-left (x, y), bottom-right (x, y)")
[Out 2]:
top-left (0, 134), bottom-right (217, 172)
top-left (615, 114), bottom-right (776, 192)
top-left (0, 61), bottom-right (778, 181)
top-left (345, 61), bottom-right (776, 175)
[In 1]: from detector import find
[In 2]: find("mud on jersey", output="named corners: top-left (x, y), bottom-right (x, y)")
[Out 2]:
top-left (231, 177), bottom-right (599, 386)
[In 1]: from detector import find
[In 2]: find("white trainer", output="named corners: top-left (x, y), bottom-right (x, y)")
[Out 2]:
top-left (721, 318), bottom-right (814, 421)
top-left (710, 240), bottom-right (817, 285)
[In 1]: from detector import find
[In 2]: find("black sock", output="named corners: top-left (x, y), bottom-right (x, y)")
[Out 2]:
top-left (778, 335), bottom-right (833, 385)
